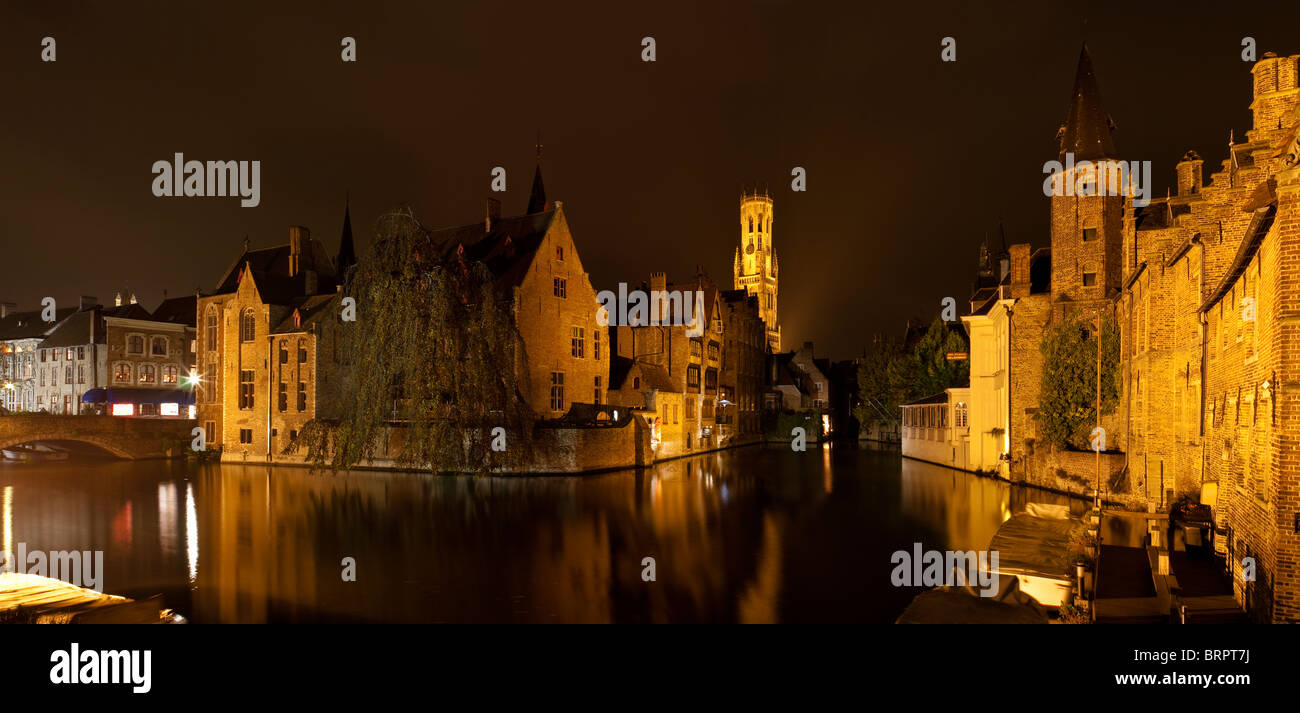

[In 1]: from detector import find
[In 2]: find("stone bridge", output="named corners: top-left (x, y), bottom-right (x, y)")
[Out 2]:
top-left (0, 415), bottom-right (195, 460)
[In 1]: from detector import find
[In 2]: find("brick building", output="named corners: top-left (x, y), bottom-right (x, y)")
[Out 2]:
top-left (196, 218), bottom-right (348, 461)
top-left (718, 288), bottom-right (766, 441)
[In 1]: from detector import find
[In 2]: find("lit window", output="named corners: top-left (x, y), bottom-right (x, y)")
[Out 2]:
top-left (550, 372), bottom-right (565, 411)
top-left (114, 363), bottom-right (131, 383)
top-left (160, 403), bottom-right (179, 417)
top-left (163, 365), bottom-right (178, 384)
top-left (138, 364), bottom-right (156, 383)
top-left (241, 310), bottom-right (256, 342)
top-left (111, 403), bottom-right (134, 417)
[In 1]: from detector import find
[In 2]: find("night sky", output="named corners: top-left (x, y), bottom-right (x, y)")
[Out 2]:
top-left (3, 0), bottom-right (1299, 359)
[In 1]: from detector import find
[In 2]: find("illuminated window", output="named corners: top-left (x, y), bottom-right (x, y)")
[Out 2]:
top-left (111, 403), bottom-right (134, 417)
top-left (114, 363), bottom-right (131, 383)
top-left (138, 364), bottom-right (156, 383)
top-left (205, 307), bottom-right (218, 351)
top-left (163, 365), bottom-right (178, 384)
top-left (160, 403), bottom-right (179, 417)
top-left (241, 310), bottom-right (256, 342)
top-left (239, 369), bottom-right (255, 409)
top-left (549, 372), bottom-right (565, 411)
top-left (571, 327), bottom-right (584, 358)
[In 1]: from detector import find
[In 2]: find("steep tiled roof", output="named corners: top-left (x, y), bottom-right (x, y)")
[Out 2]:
top-left (427, 209), bottom-right (557, 294)
top-left (151, 296), bottom-right (197, 327)
top-left (1058, 44), bottom-right (1117, 162)
top-left (0, 307), bottom-right (76, 341)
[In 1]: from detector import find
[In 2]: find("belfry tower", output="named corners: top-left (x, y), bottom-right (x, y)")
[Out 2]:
top-left (733, 189), bottom-right (780, 351)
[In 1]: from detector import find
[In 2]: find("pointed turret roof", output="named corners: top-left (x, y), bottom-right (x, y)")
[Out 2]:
top-left (527, 137), bottom-right (547, 214)
top-left (337, 196), bottom-right (356, 277)
top-left (1058, 44), bottom-right (1117, 162)
top-left (527, 163), bottom-right (547, 215)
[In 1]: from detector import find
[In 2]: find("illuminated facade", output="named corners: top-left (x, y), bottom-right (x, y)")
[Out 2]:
top-left (733, 191), bottom-right (780, 352)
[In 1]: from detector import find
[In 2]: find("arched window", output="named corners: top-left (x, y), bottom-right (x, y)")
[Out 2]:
top-left (151, 336), bottom-right (168, 356)
top-left (138, 364), bottom-right (156, 383)
top-left (955, 402), bottom-right (967, 428)
top-left (127, 334), bottom-right (145, 355)
top-left (113, 362), bottom-right (132, 383)
top-left (205, 306), bottom-right (218, 351)
top-left (241, 310), bottom-right (256, 342)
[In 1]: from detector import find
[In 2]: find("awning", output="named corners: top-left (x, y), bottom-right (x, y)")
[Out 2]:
top-left (81, 387), bottom-right (195, 406)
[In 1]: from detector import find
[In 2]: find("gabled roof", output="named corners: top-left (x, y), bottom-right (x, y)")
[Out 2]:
top-left (211, 235), bottom-right (339, 302)
top-left (427, 209), bottom-right (558, 294)
top-left (151, 295), bottom-right (197, 327)
top-left (37, 309), bottom-right (98, 348)
top-left (1058, 44), bottom-right (1117, 162)
top-left (272, 293), bottom-right (337, 334)
top-left (611, 357), bottom-right (676, 393)
top-left (0, 307), bottom-right (76, 341)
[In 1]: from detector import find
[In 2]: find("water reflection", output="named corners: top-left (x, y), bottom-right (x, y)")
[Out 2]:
top-left (0, 444), bottom-right (1085, 623)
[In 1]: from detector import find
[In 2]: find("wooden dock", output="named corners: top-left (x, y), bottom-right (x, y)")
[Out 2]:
top-left (0, 573), bottom-right (178, 624)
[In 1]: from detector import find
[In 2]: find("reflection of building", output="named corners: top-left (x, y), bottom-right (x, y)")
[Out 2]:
top-left (900, 387), bottom-right (970, 471)
top-left (733, 191), bottom-right (780, 351)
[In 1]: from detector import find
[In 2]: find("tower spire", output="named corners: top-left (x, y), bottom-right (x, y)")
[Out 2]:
top-left (527, 135), bottom-right (548, 214)
top-left (336, 192), bottom-right (356, 278)
top-left (1058, 43), bottom-right (1117, 162)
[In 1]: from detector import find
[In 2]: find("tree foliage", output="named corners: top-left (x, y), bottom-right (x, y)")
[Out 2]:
top-left (1037, 309), bottom-right (1120, 450)
top-left (293, 207), bottom-right (534, 472)
top-left (856, 318), bottom-right (970, 430)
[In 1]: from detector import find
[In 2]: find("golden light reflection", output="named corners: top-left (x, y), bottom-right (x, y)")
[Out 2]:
top-left (2, 486), bottom-right (11, 558)
top-left (185, 481), bottom-right (198, 584)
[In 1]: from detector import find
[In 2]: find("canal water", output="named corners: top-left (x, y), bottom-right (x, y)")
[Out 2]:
top-left (0, 443), bottom-right (1084, 623)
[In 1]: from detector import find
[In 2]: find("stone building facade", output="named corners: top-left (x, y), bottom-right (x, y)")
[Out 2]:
top-left (733, 191), bottom-right (781, 352)
top-left (196, 222), bottom-right (347, 461)
top-left (718, 288), bottom-right (765, 440)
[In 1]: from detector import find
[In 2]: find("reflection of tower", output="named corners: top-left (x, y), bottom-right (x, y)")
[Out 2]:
top-left (733, 190), bottom-right (780, 351)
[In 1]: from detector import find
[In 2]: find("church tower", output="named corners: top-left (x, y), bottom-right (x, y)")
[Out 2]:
top-left (733, 189), bottom-right (780, 351)
top-left (1049, 43), bottom-right (1124, 319)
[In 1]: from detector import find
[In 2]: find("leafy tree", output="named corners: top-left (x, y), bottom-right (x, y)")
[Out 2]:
top-left (911, 317), bottom-right (970, 398)
top-left (293, 207), bottom-right (534, 472)
top-left (855, 335), bottom-right (907, 430)
top-left (1037, 309), bottom-right (1120, 450)
top-left (856, 318), bottom-right (969, 430)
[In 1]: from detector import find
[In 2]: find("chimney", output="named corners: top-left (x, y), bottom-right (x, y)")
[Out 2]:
top-left (1251, 52), bottom-right (1300, 132)
top-left (79, 295), bottom-right (97, 311)
top-left (1176, 150), bottom-right (1203, 197)
top-left (486, 197), bottom-right (501, 232)
top-left (288, 226), bottom-right (309, 277)
top-left (1009, 243), bottom-right (1032, 298)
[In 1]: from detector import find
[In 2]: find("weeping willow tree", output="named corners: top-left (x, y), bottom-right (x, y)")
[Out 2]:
top-left (291, 207), bottom-right (535, 473)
